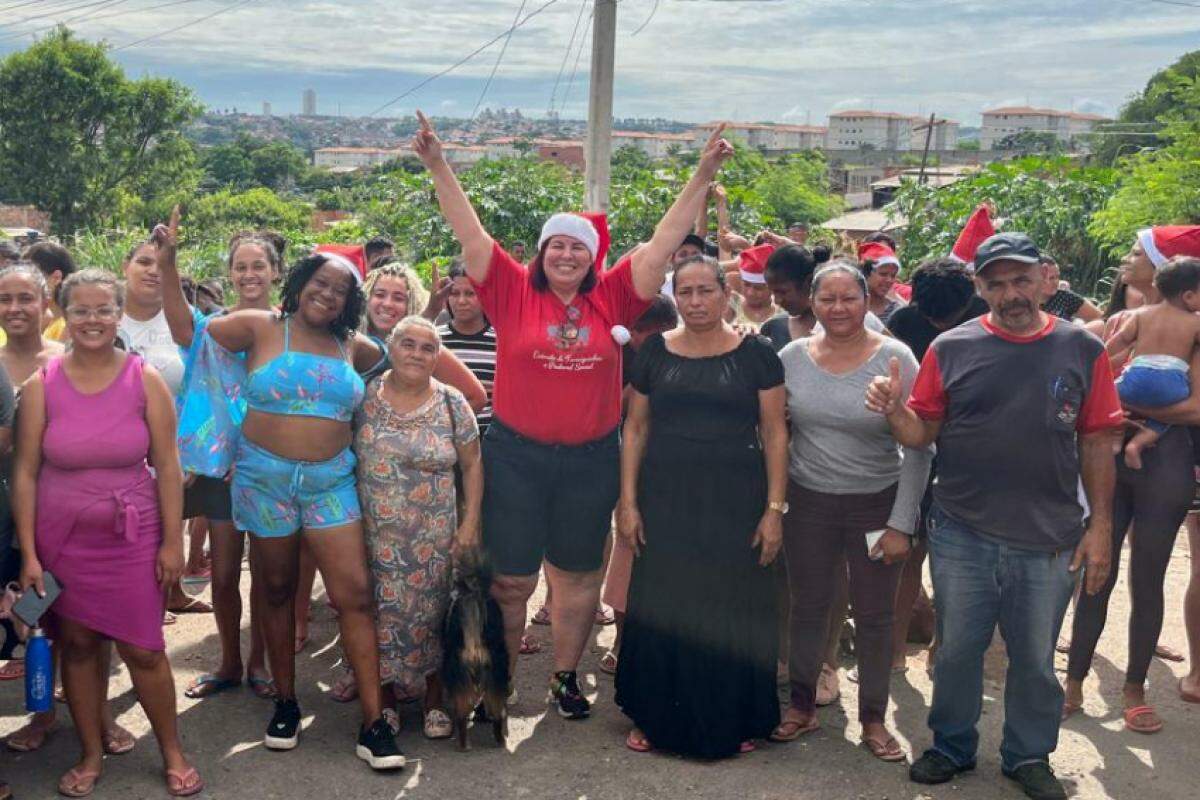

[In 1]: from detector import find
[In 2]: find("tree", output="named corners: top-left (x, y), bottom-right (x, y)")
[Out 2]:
top-left (1091, 50), bottom-right (1200, 165)
top-left (996, 131), bottom-right (1063, 153)
top-left (0, 28), bottom-right (201, 234)
top-left (751, 152), bottom-right (843, 228)
top-left (201, 134), bottom-right (308, 191)
top-left (957, 139), bottom-right (981, 152)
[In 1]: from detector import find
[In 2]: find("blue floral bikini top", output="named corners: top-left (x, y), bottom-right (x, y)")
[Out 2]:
top-left (244, 317), bottom-right (365, 422)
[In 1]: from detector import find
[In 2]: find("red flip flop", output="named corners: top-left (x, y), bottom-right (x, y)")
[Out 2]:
top-left (1123, 705), bottom-right (1163, 734)
top-left (625, 729), bottom-right (652, 753)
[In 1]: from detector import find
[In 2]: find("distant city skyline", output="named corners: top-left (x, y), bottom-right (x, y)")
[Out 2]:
top-left (1, 1), bottom-right (1197, 124)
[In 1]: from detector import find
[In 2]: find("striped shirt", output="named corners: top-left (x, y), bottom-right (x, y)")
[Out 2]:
top-left (437, 322), bottom-right (497, 433)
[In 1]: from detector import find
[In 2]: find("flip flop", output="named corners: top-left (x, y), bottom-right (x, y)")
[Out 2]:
top-left (165, 766), bottom-right (204, 797)
top-left (519, 634), bottom-right (541, 655)
top-left (57, 766), bottom-right (101, 798)
top-left (769, 716), bottom-right (820, 742)
top-left (248, 675), bottom-right (277, 700)
top-left (102, 724), bottom-right (136, 755)
top-left (183, 674), bottom-right (241, 700)
top-left (0, 659), bottom-right (24, 681)
top-left (6, 718), bottom-right (55, 752)
top-left (1179, 677), bottom-right (1200, 704)
top-left (1061, 701), bottom-right (1083, 721)
top-left (625, 729), bottom-right (652, 753)
top-left (163, 611), bottom-right (177, 626)
top-left (739, 741), bottom-right (756, 754)
top-left (167, 597), bottom-right (212, 615)
top-left (1123, 705), bottom-right (1164, 734)
top-left (531, 607), bottom-right (551, 625)
top-left (862, 735), bottom-right (906, 762)
top-left (1154, 643), bottom-right (1185, 662)
top-left (329, 670), bottom-right (358, 703)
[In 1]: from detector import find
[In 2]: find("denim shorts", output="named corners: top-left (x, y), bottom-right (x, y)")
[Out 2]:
top-left (231, 439), bottom-right (360, 538)
top-left (482, 419), bottom-right (619, 576)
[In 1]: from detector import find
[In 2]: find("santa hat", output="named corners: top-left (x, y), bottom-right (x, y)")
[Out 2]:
top-left (858, 241), bottom-right (899, 269)
top-left (1138, 226), bottom-right (1200, 269)
top-left (738, 244), bottom-right (775, 284)
top-left (314, 244), bottom-right (366, 284)
top-left (950, 204), bottom-right (996, 264)
top-left (538, 212), bottom-right (609, 266)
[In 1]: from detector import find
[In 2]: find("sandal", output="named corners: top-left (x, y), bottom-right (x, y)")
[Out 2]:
top-left (6, 716), bottom-right (56, 751)
top-left (183, 674), bottom-right (241, 700)
top-left (625, 728), bottom-right (652, 753)
top-left (739, 741), bottom-right (756, 754)
top-left (167, 597), bottom-right (212, 615)
top-left (248, 675), bottom-right (277, 700)
top-left (815, 664), bottom-right (840, 707)
top-left (0, 659), bottom-right (24, 681)
top-left (57, 766), bottom-right (101, 798)
top-left (162, 611), bottom-right (177, 626)
top-left (1154, 643), bottom-right (1185, 662)
top-left (423, 708), bottom-right (453, 739)
top-left (1061, 701), bottom-right (1082, 721)
top-left (102, 724), bottom-right (136, 755)
top-left (531, 606), bottom-right (551, 625)
top-left (329, 669), bottom-right (358, 703)
top-left (599, 650), bottom-right (618, 675)
top-left (519, 634), bottom-right (541, 655)
top-left (165, 766), bottom-right (204, 797)
top-left (1123, 704), bottom-right (1164, 734)
top-left (594, 604), bottom-right (615, 626)
top-left (769, 714), bottom-right (819, 742)
top-left (862, 734), bottom-right (905, 762)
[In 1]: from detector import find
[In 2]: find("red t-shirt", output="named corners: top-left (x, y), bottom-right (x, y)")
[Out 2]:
top-left (472, 242), bottom-right (652, 444)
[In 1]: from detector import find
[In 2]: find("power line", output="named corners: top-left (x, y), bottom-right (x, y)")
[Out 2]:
top-left (1146, 0), bottom-right (1200, 7)
top-left (559, 6), bottom-right (591, 115)
top-left (0, 0), bottom-right (57, 14)
top-left (112, 0), bottom-right (252, 51)
top-left (366, 0), bottom-right (562, 117)
top-left (1, 0), bottom-right (209, 42)
top-left (2, 0), bottom-right (119, 27)
top-left (470, 0), bottom-right (529, 120)
top-left (546, 0), bottom-right (588, 116)
top-left (631, 0), bottom-right (659, 35)
top-left (0, 0), bottom-right (127, 41)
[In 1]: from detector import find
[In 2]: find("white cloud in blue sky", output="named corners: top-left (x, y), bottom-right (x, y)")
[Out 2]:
top-left (1, 0), bottom-right (1198, 123)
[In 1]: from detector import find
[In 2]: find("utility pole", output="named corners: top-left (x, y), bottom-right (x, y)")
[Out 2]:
top-left (916, 113), bottom-right (939, 185)
top-left (584, 0), bottom-right (617, 214)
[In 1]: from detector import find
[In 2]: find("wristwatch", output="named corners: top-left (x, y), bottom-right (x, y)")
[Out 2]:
top-left (768, 501), bottom-right (789, 515)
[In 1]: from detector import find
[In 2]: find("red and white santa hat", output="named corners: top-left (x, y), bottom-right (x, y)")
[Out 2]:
top-left (1137, 226), bottom-right (1200, 269)
top-left (950, 204), bottom-right (996, 265)
top-left (858, 241), bottom-right (899, 268)
top-left (538, 212), bottom-right (610, 267)
top-left (738, 244), bottom-right (775, 284)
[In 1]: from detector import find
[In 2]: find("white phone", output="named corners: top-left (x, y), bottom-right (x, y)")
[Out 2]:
top-left (865, 529), bottom-right (886, 560)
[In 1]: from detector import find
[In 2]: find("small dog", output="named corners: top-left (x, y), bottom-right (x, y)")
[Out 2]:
top-left (441, 549), bottom-right (510, 750)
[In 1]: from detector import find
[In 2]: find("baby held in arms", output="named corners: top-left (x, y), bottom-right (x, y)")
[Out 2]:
top-left (1106, 256), bottom-right (1200, 469)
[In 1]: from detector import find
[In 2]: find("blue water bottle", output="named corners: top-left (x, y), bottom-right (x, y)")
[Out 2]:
top-left (25, 627), bottom-right (53, 713)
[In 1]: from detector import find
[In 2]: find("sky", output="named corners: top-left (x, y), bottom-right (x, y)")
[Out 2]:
top-left (2, 0), bottom-right (1199, 124)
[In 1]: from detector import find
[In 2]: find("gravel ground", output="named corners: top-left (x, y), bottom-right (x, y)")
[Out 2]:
top-left (2, 534), bottom-right (1197, 800)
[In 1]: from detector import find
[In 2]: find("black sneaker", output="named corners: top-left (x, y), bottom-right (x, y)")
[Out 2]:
top-left (356, 718), bottom-right (406, 770)
top-left (909, 749), bottom-right (974, 784)
top-left (264, 698), bottom-right (301, 750)
top-left (550, 670), bottom-right (590, 720)
top-left (1003, 762), bottom-right (1067, 800)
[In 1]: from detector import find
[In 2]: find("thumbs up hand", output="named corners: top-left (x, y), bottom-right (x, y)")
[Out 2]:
top-left (865, 356), bottom-right (903, 415)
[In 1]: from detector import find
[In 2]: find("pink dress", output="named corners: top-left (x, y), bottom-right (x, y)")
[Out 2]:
top-left (35, 355), bottom-right (166, 651)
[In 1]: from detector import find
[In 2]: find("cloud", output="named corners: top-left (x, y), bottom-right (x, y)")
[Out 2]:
top-left (0, 0), bottom-right (1195, 123)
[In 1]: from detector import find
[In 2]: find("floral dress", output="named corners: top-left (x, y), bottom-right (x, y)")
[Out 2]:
top-left (354, 378), bottom-right (479, 690)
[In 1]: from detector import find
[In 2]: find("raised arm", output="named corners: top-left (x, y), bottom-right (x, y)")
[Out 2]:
top-left (630, 124), bottom-right (735, 299)
top-left (866, 356), bottom-right (943, 449)
top-left (412, 110), bottom-right (494, 282)
top-left (150, 205), bottom-right (198, 348)
top-left (206, 308), bottom-right (271, 354)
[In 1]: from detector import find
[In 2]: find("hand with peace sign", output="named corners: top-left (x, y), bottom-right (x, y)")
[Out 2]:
top-left (411, 110), bottom-right (445, 169)
top-left (865, 356), bottom-right (904, 416)
top-left (697, 122), bottom-right (735, 179)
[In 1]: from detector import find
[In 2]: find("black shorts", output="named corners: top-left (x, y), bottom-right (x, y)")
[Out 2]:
top-left (482, 419), bottom-right (619, 576)
top-left (183, 475), bottom-right (233, 522)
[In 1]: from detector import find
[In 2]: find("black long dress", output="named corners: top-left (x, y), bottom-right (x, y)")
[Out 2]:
top-left (615, 333), bottom-right (783, 759)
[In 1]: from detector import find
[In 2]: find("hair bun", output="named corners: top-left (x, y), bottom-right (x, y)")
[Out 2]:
top-left (811, 245), bottom-right (832, 264)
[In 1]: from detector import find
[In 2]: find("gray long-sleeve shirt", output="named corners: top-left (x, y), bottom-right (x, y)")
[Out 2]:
top-left (780, 336), bottom-right (932, 534)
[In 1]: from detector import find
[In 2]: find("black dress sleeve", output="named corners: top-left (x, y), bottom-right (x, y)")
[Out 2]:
top-left (630, 333), bottom-right (664, 395)
top-left (745, 335), bottom-right (785, 390)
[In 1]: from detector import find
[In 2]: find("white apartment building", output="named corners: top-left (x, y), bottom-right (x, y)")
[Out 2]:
top-left (908, 117), bottom-right (960, 150)
top-left (690, 122), bottom-right (827, 152)
top-left (314, 144), bottom-right (487, 171)
top-left (825, 111), bottom-right (916, 151)
top-left (979, 107), bottom-right (1110, 149)
top-left (612, 131), bottom-right (694, 159)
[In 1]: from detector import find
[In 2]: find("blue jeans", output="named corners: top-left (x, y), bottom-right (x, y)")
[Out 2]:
top-left (926, 503), bottom-right (1077, 772)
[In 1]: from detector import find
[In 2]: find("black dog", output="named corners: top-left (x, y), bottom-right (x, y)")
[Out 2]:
top-left (441, 549), bottom-right (510, 750)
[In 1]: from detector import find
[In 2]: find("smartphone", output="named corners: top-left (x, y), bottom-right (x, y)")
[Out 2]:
top-left (12, 572), bottom-right (63, 628)
top-left (865, 529), bottom-right (886, 561)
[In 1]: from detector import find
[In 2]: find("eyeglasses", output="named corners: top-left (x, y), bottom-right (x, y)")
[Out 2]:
top-left (65, 306), bottom-right (120, 322)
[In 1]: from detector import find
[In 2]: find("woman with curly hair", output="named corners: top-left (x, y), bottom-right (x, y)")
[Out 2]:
top-left (205, 253), bottom-right (405, 770)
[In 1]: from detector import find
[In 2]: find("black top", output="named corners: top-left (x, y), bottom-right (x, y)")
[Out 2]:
top-left (631, 333), bottom-right (784, 443)
top-left (759, 315), bottom-right (792, 353)
top-left (887, 295), bottom-right (990, 362)
top-left (1042, 289), bottom-right (1086, 320)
